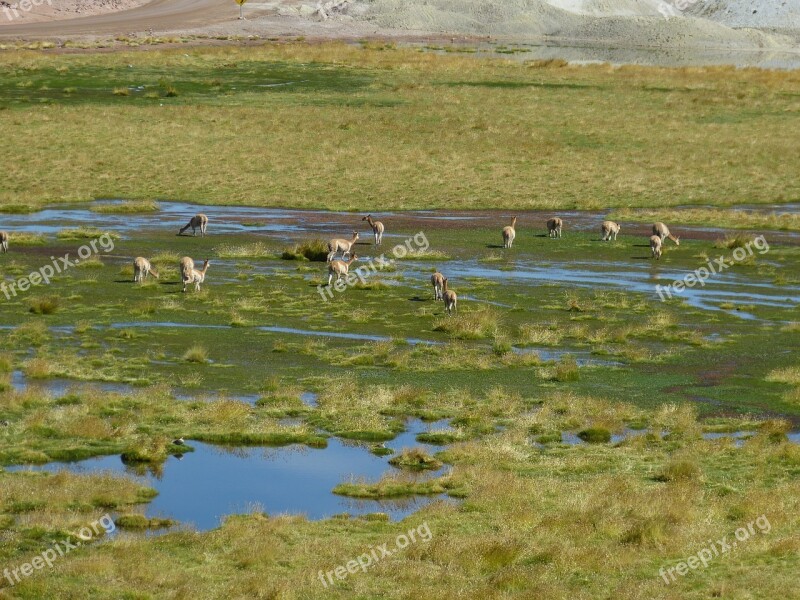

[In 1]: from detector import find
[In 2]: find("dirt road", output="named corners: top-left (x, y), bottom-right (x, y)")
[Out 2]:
top-left (0, 0), bottom-right (233, 37)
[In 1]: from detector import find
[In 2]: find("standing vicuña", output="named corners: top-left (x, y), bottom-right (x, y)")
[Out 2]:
top-left (327, 232), bottom-right (359, 262)
top-left (653, 222), bottom-right (680, 246)
top-left (431, 271), bottom-right (445, 300)
top-left (0, 231), bottom-right (8, 253)
top-left (547, 217), bottom-right (563, 239)
top-left (133, 257), bottom-right (159, 282)
top-left (179, 214), bottom-right (208, 237)
top-left (502, 216), bottom-right (517, 249)
top-left (183, 259), bottom-right (210, 293)
top-left (179, 256), bottom-right (194, 280)
top-left (601, 221), bottom-right (621, 241)
top-left (327, 255), bottom-right (358, 287)
top-left (362, 215), bottom-right (384, 246)
top-left (443, 278), bottom-right (457, 315)
top-left (650, 235), bottom-right (663, 260)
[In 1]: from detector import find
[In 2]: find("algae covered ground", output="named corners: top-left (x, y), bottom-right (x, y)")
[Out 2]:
top-left (0, 43), bottom-right (799, 600)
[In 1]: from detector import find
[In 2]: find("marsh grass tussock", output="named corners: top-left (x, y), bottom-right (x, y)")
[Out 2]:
top-left (0, 203), bottom-right (36, 214)
top-left (281, 239), bottom-right (328, 262)
top-left (388, 448), bottom-right (443, 471)
top-left (577, 427), bottom-right (612, 444)
top-left (715, 233), bottom-right (758, 250)
top-left (182, 345), bottom-right (209, 363)
top-left (333, 473), bottom-right (460, 499)
top-left (150, 250), bottom-right (180, 263)
top-left (550, 354), bottom-right (579, 382)
top-left (767, 366), bottom-right (800, 386)
top-left (121, 436), bottom-right (190, 464)
top-left (517, 323), bottom-right (563, 346)
top-left (56, 227), bottom-right (119, 240)
top-left (27, 296), bottom-right (59, 315)
top-left (654, 457), bottom-right (703, 482)
top-left (74, 256), bottom-right (104, 269)
top-left (115, 514), bottom-right (175, 530)
top-left (216, 242), bottom-right (273, 258)
top-left (91, 200), bottom-right (160, 213)
top-left (432, 308), bottom-right (501, 340)
top-left (11, 321), bottom-right (49, 346)
top-left (395, 249), bottom-right (451, 261)
top-left (7, 232), bottom-right (46, 245)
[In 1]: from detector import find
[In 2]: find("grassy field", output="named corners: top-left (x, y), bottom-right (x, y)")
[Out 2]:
top-left (1, 43), bottom-right (800, 599)
top-left (0, 206), bottom-right (798, 597)
top-left (0, 43), bottom-right (799, 213)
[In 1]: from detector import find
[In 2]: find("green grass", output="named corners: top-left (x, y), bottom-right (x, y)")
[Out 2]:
top-left (611, 207), bottom-right (800, 232)
top-left (388, 448), bottom-right (443, 470)
top-left (115, 514), bottom-right (175, 530)
top-left (0, 43), bottom-right (798, 599)
top-left (90, 200), bottom-right (160, 213)
top-left (56, 227), bottom-right (119, 240)
top-left (281, 239), bottom-right (329, 262)
top-left (0, 44), bottom-right (798, 211)
top-left (27, 296), bottom-right (59, 315)
top-left (577, 426), bottom-right (612, 444)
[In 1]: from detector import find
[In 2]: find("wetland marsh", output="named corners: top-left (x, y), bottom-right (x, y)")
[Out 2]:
top-left (1, 43), bottom-right (799, 599)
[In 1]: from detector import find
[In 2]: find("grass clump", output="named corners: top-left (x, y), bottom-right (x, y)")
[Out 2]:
top-left (551, 354), bottom-right (579, 382)
top-left (518, 323), bottom-right (563, 346)
top-left (75, 256), bottom-right (104, 269)
top-left (281, 239), bottom-right (328, 262)
top-left (115, 514), bottom-right (175, 530)
top-left (57, 227), bottom-right (119, 240)
top-left (121, 438), bottom-right (189, 464)
top-left (182, 345), bottom-right (209, 363)
top-left (7, 232), bottom-right (46, 246)
top-left (0, 204), bottom-right (36, 214)
top-left (91, 200), bottom-right (160, 213)
top-left (416, 430), bottom-right (463, 445)
top-left (655, 457), bottom-right (702, 482)
top-left (27, 296), bottom-right (59, 315)
top-left (395, 249), bottom-right (450, 261)
top-left (333, 474), bottom-right (459, 499)
top-left (150, 250), bottom-right (181, 263)
top-left (766, 366), bottom-right (800, 386)
top-left (388, 448), bottom-right (442, 471)
top-left (432, 308), bottom-right (501, 340)
top-left (216, 242), bottom-right (272, 258)
top-left (193, 431), bottom-right (327, 448)
top-left (715, 233), bottom-right (757, 250)
top-left (577, 427), bottom-right (611, 444)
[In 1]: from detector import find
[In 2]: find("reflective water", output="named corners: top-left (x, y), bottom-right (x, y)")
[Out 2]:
top-left (9, 418), bottom-right (452, 531)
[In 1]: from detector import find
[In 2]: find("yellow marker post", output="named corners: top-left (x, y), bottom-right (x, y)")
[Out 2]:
top-left (234, 0), bottom-right (247, 20)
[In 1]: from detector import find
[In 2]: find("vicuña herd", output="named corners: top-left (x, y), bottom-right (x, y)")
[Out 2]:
top-left (1, 210), bottom-right (682, 308)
